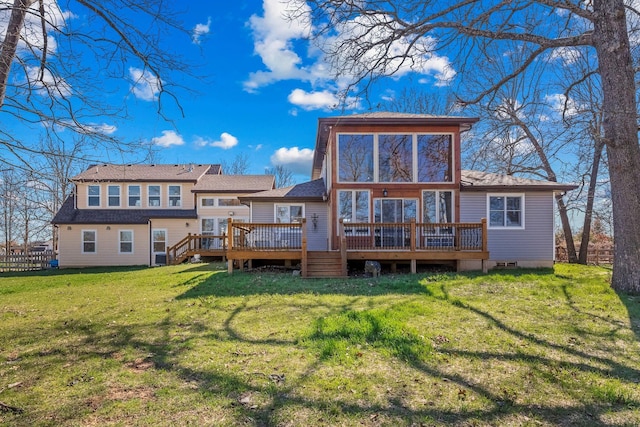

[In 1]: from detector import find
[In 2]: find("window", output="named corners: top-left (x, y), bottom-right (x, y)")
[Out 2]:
top-left (338, 134), bottom-right (374, 182)
top-left (82, 230), bottom-right (96, 253)
top-left (338, 190), bottom-right (370, 233)
top-left (218, 198), bottom-right (241, 206)
top-left (152, 229), bottom-right (166, 253)
top-left (201, 198), bottom-right (215, 207)
top-left (417, 134), bottom-right (453, 182)
top-left (275, 204), bottom-right (304, 223)
top-left (374, 199), bottom-right (417, 222)
top-left (108, 185), bottom-right (120, 207)
top-left (337, 133), bottom-right (453, 183)
top-left (88, 185), bottom-right (100, 207)
top-left (148, 185), bottom-right (161, 207)
top-left (379, 134), bottom-right (413, 182)
top-left (128, 185), bottom-right (141, 207)
top-left (488, 194), bottom-right (524, 228)
top-left (168, 185), bottom-right (181, 207)
top-left (422, 191), bottom-right (453, 224)
top-left (119, 230), bottom-right (133, 253)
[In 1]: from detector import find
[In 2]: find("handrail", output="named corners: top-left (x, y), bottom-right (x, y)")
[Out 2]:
top-left (166, 233), bottom-right (227, 264)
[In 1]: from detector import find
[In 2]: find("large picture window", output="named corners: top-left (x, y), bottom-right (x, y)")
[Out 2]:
top-left (88, 185), bottom-right (100, 207)
top-left (422, 191), bottom-right (453, 224)
top-left (379, 134), bottom-right (413, 182)
top-left (338, 134), bottom-right (374, 182)
top-left (488, 194), bottom-right (524, 228)
top-left (338, 190), bottom-right (370, 224)
top-left (337, 133), bottom-right (453, 183)
top-left (417, 134), bottom-right (452, 182)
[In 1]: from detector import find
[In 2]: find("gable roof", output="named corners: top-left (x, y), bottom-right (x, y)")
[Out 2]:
top-left (72, 164), bottom-right (216, 182)
top-left (239, 178), bottom-right (326, 202)
top-left (312, 112), bottom-right (479, 179)
top-left (52, 196), bottom-right (197, 225)
top-left (192, 174), bottom-right (275, 193)
top-left (460, 170), bottom-right (578, 192)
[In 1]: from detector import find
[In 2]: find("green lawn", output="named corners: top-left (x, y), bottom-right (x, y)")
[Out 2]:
top-left (0, 263), bottom-right (639, 426)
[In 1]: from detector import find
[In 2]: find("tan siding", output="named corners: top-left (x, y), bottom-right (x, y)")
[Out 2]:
top-left (58, 224), bottom-right (150, 267)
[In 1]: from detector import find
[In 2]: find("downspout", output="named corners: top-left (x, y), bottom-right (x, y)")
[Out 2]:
top-left (148, 219), bottom-right (152, 266)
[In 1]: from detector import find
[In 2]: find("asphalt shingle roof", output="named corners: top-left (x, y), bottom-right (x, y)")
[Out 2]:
top-left (192, 174), bottom-right (275, 193)
top-left (239, 178), bottom-right (326, 201)
top-left (461, 170), bottom-right (578, 191)
top-left (72, 164), bottom-right (216, 182)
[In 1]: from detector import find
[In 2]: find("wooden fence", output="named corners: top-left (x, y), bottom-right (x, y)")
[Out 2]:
top-left (555, 246), bottom-right (613, 265)
top-left (0, 251), bottom-right (56, 272)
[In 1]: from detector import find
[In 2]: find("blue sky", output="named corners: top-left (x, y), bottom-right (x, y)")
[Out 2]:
top-left (60, 0), bottom-right (457, 182)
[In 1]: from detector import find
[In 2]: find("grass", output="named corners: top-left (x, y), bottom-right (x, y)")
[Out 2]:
top-left (0, 263), bottom-right (639, 426)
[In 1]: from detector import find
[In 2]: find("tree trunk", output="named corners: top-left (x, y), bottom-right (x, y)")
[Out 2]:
top-left (593, 0), bottom-right (640, 293)
top-left (555, 194), bottom-right (577, 263)
top-left (0, 0), bottom-right (35, 109)
top-left (578, 137), bottom-right (605, 264)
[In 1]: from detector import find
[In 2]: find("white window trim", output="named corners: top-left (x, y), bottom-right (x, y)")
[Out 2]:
top-left (87, 185), bottom-right (100, 208)
top-left (107, 184), bottom-right (121, 208)
top-left (274, 204), bottom-right (305, 224)
top-left (487, 193), bottom-right (525, 229)
top-left (152, 229), bottom-right (167, 254)
top-left (81, 229), bottom-right (97, 254)
top-left (168, 185), bottom-right (181, 207)
top-left (118, 229), bottom-right (134, 254)
top-left (335, 132), bottom-right (455, 184)
top-left (128, 185), bottom-right (142, 207)
top-left (148, 184), bottom-right (161, 208)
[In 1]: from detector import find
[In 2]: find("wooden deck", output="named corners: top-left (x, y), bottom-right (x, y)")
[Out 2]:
top-left (166, 218), bottom-right (489, 276)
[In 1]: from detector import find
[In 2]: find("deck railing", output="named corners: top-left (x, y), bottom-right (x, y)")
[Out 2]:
top-left (229, 222), bottom-right (304, 251)
top-left (339, 218), bottom-right (487, 252)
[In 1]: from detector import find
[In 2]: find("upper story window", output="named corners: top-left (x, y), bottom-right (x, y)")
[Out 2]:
top-left (218, 198), bottom-right (241, 206)
top-left (201, 197), bottom-right (215, 207)
top-left (418, 135), bottom-right (452, 182)
top-left (337, 133), bottom-right (453, 183)
top-left (168, 185), bottom-right (181, 207)
top-left (338, 134), bottom-right (374, 182)
top-left (275, 204), bottom-right (304, 223)
top-left (488, 194), bottom-right (524, 229)
top-left (108, 185), bottom-right (120, 207)
top-left (148, 185), bottom-right (161, 207)
top-left (88, 185), bottom-right (100, 207)
top-left (379, 134), bottom-right (413, 182)
top-left (128, 185), bottom-right (141, 207)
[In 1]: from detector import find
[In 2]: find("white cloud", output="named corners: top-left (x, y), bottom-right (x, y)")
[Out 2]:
top-left (194, 132), bottom-right (239, 149)
top-left (545, 93), bottom-right (581, 117)
top-left (270, 146), bottom-right (314, 175)
top-left (152, 130), bottom-right (185, 148)
top-left (287, 89), bottom-right (338, 110)
top-left (548, 47), bottom-right (582, 66)
top-left (129, 67), bottom-right (162, 101)
top-left (192, 17), bottom-right (211, 44)
top-left (244, 0), bottom-right (314, 91)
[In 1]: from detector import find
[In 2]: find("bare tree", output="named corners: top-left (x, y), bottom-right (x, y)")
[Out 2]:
top-left (0, 0), bottom-right (193, 172)
top-left (221, 153), bottom-right (251, 175)
top-left (266, 164), bottom-right (295, 188)
top-left (293, 0), bottom-right (640, 293)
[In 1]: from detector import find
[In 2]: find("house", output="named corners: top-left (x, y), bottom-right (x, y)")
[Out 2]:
top-left (52, 164), bottom-right (275, 267)
top-left (224, 112), bottom-right (576, 276)
top-left (52, 112), bottom-right (576, 275)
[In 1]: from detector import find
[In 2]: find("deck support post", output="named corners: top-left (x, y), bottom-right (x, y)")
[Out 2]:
top-left (410, 259), bottom-right (416, 274)
top-left (301, 218), bottom-right (308, 277)
top-left (227, 218), bottom-right (234, 274)
top-left (339, 219), bottom-right (347, 276)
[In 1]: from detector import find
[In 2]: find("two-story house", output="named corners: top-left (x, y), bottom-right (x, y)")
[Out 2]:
top-left (53, 112), bottom-right (576, 276)
top-left (52, 164), bottom-right (274, 267)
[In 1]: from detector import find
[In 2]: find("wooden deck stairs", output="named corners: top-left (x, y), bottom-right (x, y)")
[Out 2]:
top-left (306, 251), bottom-right (346, 278)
